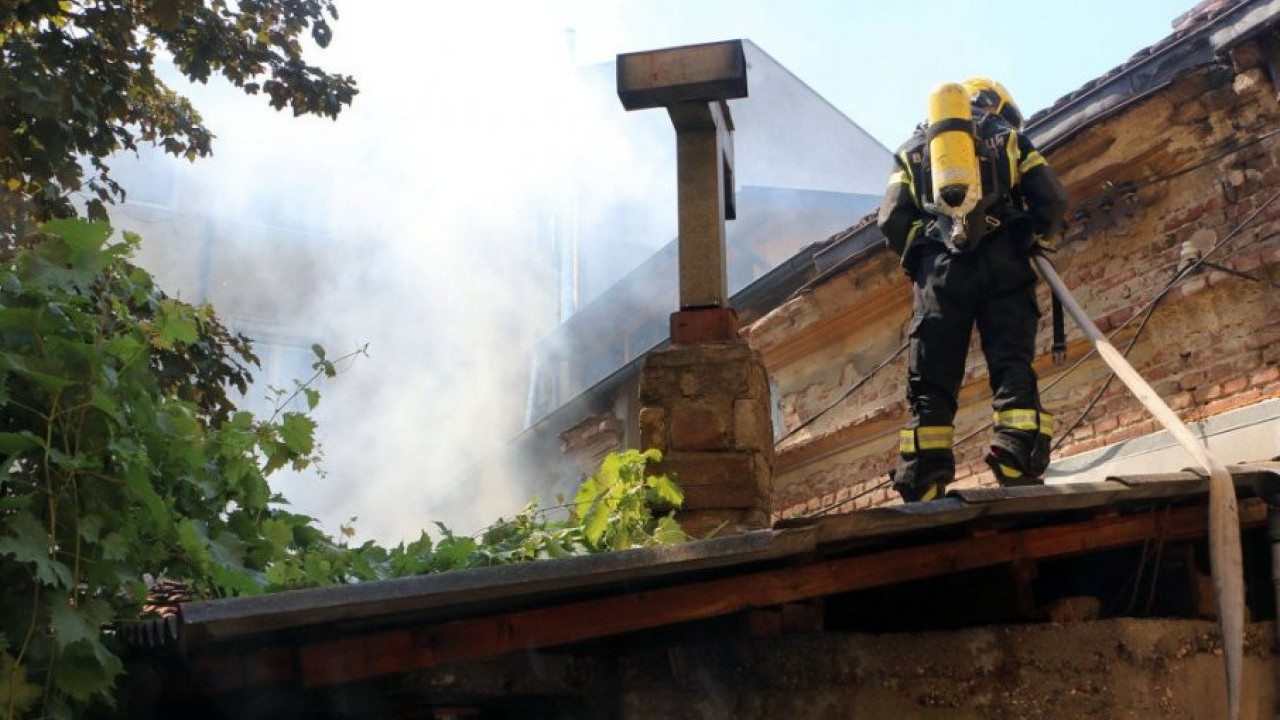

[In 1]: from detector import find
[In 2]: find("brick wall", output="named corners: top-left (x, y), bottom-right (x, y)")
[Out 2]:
top-left (751, 46), bottom-right (1280, 519)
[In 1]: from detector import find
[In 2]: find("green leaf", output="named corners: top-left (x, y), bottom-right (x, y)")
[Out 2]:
top-left (121, 459), bottom-right (169, 524)
top-left (20, 230), bottom-right (105, 290)
top-left (278, 412), bottom-right (316, 455)
top-left (100, 532), bottom-right (128, 561)
top-left (646, 473), bottom-right (684, 508)
top-left (652, 515), bottom-right (688, 545)
top-left (0, 307), bottom-right (42, 332)
top-left (153, 299), bottom-right (199, 348)
top-left (78, 515), bottom-right (104, 544)
top-left (0, 357), bottom-right (74, 392)
top-left (176, 518), bottom-right (214, 569)
top-left (49, 637), bottom-right (122, 702)
top-left (49, 597), bottom-right (113, 651)
top-left (39, 218), bottom-right (112, 253)
top-left (0, 511), bottom-right (73, 588)
top-left (104, 333), bottom-right (144, 363)
top-left (0, 430), bottom-right (43, 454)
top-left (261, 518), bottom-right (294, 558)
top-left (580, 481), bottom-right (618, 548)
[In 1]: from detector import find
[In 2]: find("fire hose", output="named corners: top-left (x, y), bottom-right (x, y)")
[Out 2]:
top-left (1033, 255), bottom-right (1245, 720)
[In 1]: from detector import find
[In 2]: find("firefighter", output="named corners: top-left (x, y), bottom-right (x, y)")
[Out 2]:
top-left (878, 77), bottom-right (1069, 502)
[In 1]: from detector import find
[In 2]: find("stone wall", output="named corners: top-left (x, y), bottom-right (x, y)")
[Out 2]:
top-left (748, 44), bottom-right (1280, 517)
top-left (414, 619), bottom-right (1278, 720)
top-left (638, 341), bottom-right (775, 535)
top-left (612, 620), bottom-right (1277, 720)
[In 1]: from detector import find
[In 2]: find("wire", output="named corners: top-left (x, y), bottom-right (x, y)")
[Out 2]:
top-left (1051, 184), bottom-right (1280, 447)
top-left (1050, 291), bottom-right (1160, 452)
top-left (1199, 260), bottom-right (1280, 289)
top-left (809, 475), bottom-right (893, 518)
top-left (1068, 127), bottom-right (1280, 220)
top-left (775, 341), bottom-right (908, 444)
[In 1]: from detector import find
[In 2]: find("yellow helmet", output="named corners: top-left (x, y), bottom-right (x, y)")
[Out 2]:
top-left (961, 77), bottom-right (1023, 129)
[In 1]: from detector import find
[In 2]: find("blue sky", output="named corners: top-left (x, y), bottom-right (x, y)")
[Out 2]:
top-left (557, 0), bottom-right (1198, 146)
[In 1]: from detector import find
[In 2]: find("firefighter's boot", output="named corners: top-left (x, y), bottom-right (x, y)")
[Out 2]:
top-left (895, 426), bottom-right (955, 502)
top-left (986, 409), bottom-right (1054, 487)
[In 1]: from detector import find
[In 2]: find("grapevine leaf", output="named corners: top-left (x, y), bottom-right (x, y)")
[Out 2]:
top-left (646, 473), bottom-right (684, 508)
top-left (597, 451), bottom-right (624, 486)
top-left (104, 333), bottom-right (144, 362)
top-left (0, 430), bottom-right (43, 454)
top-left (48, 696), bottom-right (74, 720)
top-left (279, 412), bottom-right (316, 455)
top-left (261, 518), bottom-right (295, 558)
top-left (49, 637), bottom-right (122, 701)
top-left (100, 532), bottom-right (128, 561)
top-left (433, 533), bottom-right (478, 572)
top-left (78, 515), bottom-right (104, 543)
top-left (121, 460), bottom-right (169, 522)
top-left (0, 491), bottom-right (34, 513)
top-left (572, 473), bottom-right (604, 522)
top-left (0, 308), bottom-right (41, 332)
top-left (542, 536), bottom-right (572, 560)
top-left (652, 516), bottom-right (689, 545)
top-left (22, 233), bottom-right (103, 291)
top-left (153, 299), bottom-right (199, 349)
top-left (39, 218), bottom-right (111, 252)
top-left (176, 518), bottom-right (214, 569)
top-left (89, 388), bottom-right (125, 424)
top-left (10, 364), bottom-right (74, 392)
top-left (0, 511), bottom-right (73, 588)
top-left (581, 486), bottom-right (615, 548)
top-left (49, 597), bottom-right (113, 651)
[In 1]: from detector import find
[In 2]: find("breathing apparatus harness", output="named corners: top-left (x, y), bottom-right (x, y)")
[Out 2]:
top-left (913, 82), bottom-right (1067, 364)
top-left (916, 103), bottom-right (1017, 254)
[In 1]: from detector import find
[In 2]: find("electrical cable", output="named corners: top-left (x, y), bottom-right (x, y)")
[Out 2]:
top-left (1199, 260), bottom-right (1280, 289)
top-left (1051, 184), bottom-right (1280, 447)
top-left (775, 341), bottom-right (908, 444)
top-left (1067, 127), bottom-right (1280, 221)
top-left (808, 474), bottom-right (894, 518)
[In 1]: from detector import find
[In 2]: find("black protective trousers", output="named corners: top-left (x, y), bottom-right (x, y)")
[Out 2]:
top-left (907, 232), bottom-right (1041, 428)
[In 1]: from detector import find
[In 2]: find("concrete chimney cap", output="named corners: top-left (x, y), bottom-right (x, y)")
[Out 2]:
top-left (616, 39), bottom-right (749, 111)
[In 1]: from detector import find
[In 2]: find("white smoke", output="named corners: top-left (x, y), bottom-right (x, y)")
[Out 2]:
top-left (105, 0), bottom-right (1189, 544)
top-left (111, 1), bottom-right (650, 543)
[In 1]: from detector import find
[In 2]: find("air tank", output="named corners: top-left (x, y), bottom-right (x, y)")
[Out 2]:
top-left (927, 83), bottom-right (980, 222)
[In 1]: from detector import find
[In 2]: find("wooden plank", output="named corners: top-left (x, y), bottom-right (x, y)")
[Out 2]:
top-left (189, 646), bottom-right (295, 694)
top-left (1010, 560), bottom-right (1040, 619)
top-left (291, 498), bottom-right (1266, 688)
